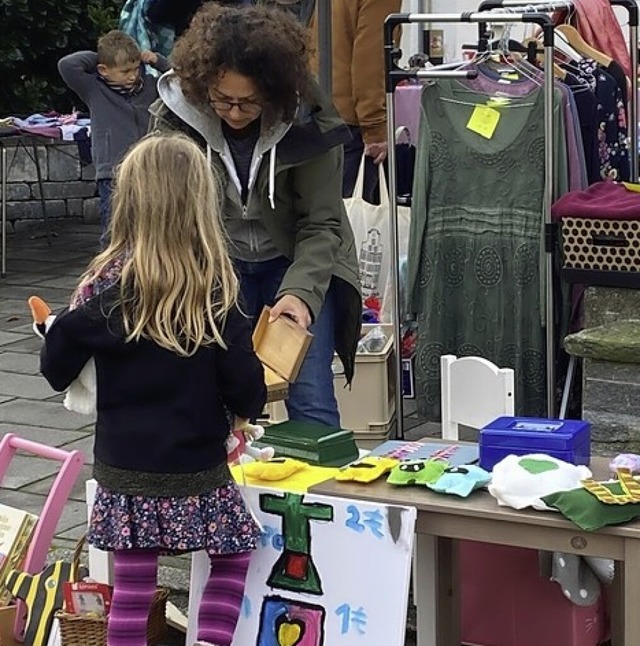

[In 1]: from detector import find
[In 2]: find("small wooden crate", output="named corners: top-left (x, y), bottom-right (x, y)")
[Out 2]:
top-left (252, 306), bottom-right (313, 402)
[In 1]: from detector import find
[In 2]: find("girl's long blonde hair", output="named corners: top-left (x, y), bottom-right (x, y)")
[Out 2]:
top-left (80, 133), bottom-right (238, 356)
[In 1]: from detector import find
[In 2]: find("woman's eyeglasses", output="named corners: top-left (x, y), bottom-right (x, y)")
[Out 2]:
top-left (208, 97), bottom-right (263, 116)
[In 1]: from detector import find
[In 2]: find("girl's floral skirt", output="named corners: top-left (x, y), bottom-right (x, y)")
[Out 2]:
top-left (88, 480), bottom-right (261, 556)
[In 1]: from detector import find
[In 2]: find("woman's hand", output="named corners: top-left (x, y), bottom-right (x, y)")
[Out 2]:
top-left (364, 141), bottom-right (388, 165)
top-left (269, 295), bottom-right (312, 329)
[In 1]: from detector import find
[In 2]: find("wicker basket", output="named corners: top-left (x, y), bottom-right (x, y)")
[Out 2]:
top-left (54, 537), bottom-right (168, 646)
top-left (56, 588), bottom-right (168, 646)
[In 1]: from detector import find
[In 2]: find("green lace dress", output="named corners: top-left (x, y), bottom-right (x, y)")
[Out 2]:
top-left (406, 78), bottom-right (568, 420)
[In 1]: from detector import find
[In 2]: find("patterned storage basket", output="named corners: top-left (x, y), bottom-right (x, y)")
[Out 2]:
top-left (561, 216), bottom-right (640, 287)
top-left (54, 537), bottom-right (168, 646)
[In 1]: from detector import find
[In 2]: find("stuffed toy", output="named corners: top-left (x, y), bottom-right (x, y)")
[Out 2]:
top-left (609, 453), bottom-right (640, 476)
top-left (386, 459), bottom-right (449, 486)
top-left (427, 465), bottom-right (492, 498)
top-left (226, 422), bottom-right (275, 465)
top-left (335, 456), bottom-right (398, 483)
top-left (5, 558), bottom-right (87, 646)
top-left (28, 296), bottom-right (96, 416)
top-left (241, 457), bottom-right (308, 481)
top-left (488, 454), bottom-right (592, 511)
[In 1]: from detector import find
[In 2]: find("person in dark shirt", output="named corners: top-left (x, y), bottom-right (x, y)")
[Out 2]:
top-left (40, 133), bottom-right (266, 646)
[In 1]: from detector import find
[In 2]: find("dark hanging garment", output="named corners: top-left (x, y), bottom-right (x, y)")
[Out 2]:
top-left (396, 141), bottom-right (416, 199)
top-left (146, 0), bottom-right (207, 35)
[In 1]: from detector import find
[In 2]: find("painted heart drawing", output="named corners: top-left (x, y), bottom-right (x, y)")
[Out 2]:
top-left (277, 618), bottom-right (305, 646)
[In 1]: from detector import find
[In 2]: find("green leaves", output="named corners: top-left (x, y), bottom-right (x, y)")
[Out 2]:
top-left (0, 0), bottom-right (121, 115)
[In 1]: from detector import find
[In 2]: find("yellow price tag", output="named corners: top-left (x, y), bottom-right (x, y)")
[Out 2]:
top-left (466, 105), bottom-right (501, 139)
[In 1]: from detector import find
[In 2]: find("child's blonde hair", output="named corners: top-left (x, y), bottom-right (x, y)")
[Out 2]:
top-left (97, 30), bottom-right (141, 67)
top-left (81, 133), bottom-right (239, 356)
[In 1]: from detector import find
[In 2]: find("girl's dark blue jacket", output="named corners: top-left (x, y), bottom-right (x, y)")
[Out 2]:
top-left (40, 284), bottom-right (266, 497)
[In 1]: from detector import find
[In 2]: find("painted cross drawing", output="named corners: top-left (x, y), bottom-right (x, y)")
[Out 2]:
top-left (261, 492), bottom-right (333, 595)
top-left (186, 486), bottom-right (416, 646)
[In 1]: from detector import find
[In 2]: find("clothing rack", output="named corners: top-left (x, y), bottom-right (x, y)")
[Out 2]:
top-left (384, 3), bottom-right (574, 437)
top-left (477, 0), bottom-right (640, 182)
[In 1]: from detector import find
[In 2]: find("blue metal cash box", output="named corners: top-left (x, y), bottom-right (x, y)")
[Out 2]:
top-left (479, 416), bottom-right (591, 471)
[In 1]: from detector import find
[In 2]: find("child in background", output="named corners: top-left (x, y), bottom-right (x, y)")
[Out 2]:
top-left (39, 134), bottom-right (267, 646)
top-left (58, 30), bottom-right (170, 246)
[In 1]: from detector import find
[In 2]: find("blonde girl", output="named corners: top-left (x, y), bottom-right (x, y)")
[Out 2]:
top-left (40, 133), bottom-right (266, 646)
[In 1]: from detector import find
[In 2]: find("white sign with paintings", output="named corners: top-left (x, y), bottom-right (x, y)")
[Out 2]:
top-left (186, 486), bottom-right (416, 646)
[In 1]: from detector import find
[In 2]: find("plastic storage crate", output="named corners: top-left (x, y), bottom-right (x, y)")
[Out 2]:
top-left (333, 324), bottom-right (395, 444)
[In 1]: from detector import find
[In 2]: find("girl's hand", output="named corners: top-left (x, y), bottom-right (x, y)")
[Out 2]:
top-left (269, 295), bottom-right (311, 329)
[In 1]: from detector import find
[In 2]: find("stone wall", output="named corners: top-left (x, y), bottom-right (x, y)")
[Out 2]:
top-left (4, 140), bottom-right (99, 224)
top-left (580, 287), bottom-right (640, 456)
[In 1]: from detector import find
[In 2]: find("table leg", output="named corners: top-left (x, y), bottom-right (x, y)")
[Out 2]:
top-left (623, 539), bottom-right (640, 645)
top-left (414, 534), bottom-right (459, 646)
top-left (436, 537), bottom-right (459, 646)
top-left (415, 533), bottom-right (437, 646)
top-left (31, 143), bottom-right (52, 244)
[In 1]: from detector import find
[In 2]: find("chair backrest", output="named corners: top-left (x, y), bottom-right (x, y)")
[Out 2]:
top-left (440, 354), bottom-right (515, 440)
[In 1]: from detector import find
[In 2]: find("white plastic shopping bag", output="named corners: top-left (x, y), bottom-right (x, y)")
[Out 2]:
top-left (344, 155), bottom-right (411, 322)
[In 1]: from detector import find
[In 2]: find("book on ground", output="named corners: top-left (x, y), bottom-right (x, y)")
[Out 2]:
top-left (0, 503), bottom-right (38, 607)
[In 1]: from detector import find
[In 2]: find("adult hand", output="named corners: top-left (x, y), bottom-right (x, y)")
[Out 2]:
top-left (364, 141), bottom-right (388, 165)
top-left (269, 295), bottom-right (312, 330)
top-left (140, 50), bottom-right (158, 66)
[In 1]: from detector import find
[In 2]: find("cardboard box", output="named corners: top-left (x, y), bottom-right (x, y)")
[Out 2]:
top-left (0, 606), bottom-right (21, 646)
top-left (460, 542), bottom-right (607, 646)
top-left (252, 307), bottom-right (313, 403)
top-left (333, 324), bottom-right (395, 435)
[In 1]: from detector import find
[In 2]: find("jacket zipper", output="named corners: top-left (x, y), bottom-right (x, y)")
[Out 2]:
top-left (241, 153), bottom-right (263, 253)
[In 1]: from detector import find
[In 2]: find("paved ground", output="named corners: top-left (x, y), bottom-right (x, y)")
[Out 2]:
top-left (0, 218), bottom-right (430, 645)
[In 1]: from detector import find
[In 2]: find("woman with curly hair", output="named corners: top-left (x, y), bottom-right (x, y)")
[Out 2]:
top-left (150, 2), bottom-right (361, 430)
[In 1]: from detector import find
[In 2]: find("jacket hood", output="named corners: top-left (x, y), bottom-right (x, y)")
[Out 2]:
top-left (157, 70), bottom-right (296, 208)
top-left (153, 70), bottom-right (351, 165)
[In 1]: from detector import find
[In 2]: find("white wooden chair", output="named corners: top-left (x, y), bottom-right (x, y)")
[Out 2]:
top-left (440, 354), bottom-right (515, 440)
top-left (414, 355), bottom-right (516, 644)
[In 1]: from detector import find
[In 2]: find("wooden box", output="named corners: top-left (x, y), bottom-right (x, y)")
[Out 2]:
top-left (252, 307), bottom-right (313, 403)
top-left (257, 419), bottom-right (359, 467)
